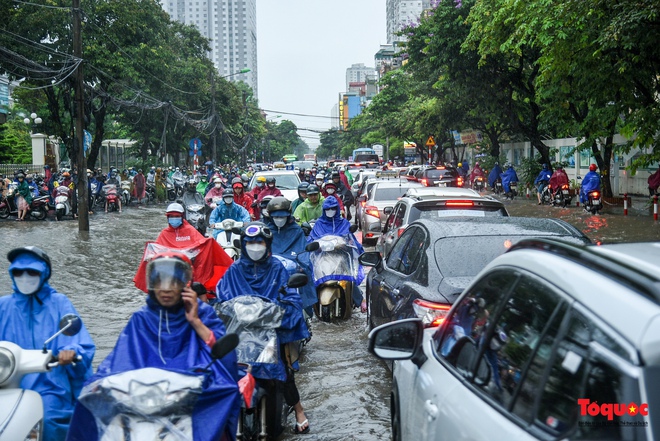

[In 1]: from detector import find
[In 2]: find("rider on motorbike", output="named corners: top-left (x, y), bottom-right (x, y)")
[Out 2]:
top-left (257, 176), bottom-right (283, 204)
top-left (68, 252), bottom-right (239, 441)
top-left (501, 164), bottom-right (519, 199)
top-left (231, 177), bottom-right (254, 218)
top-left (291, 182), bottom-right (309, 214)
top-left (196, 174), bottom-right (209, 196)
top-left (216, 222), bottom-right (311, 435)
top-left (209, 189), bottom-right (251, 240)
top-left (534, 164), bottom-right (552, 204)
top-left (549, 164), bottom-right (570, 198)
top-left (321, 181), bottom-right (345, 217)
top-left (205, 177), bottom-right (225, 207)
top-left (580, 164), bottom-right (601, 206)
top-left (469, 162), bottom-right (485, 186)
top-left (293, 184), bottom-right (325, 225)
top-left (488, 162), bottom-right (503, 190)
top-left (1, 247), bottom-right (95, 441)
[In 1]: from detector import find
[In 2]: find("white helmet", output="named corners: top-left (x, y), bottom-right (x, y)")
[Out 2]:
top-left (213, 177), bottom-right (222, 184)
top-left (166, 203), bottom-right (185, 215)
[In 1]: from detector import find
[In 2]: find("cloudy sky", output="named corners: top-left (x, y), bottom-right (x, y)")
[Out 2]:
top-left (256, 1), bottom-right (387, 149)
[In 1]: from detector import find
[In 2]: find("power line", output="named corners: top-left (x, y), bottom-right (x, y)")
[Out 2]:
top-left (11, 0), bottom-right (70, 10)
top-left (261, 108), bottom-right (339, 120)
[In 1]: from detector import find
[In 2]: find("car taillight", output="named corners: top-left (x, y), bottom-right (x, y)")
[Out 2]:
top-left (445, 200), bottom-right (474, 207)
top-left (397, 227), bottom-right (405, 237)
top-left (413, 299), bottom-right (451, 327)
top-left (365, 206), bottom-right (380, 218)
top-left (420, 178), bottom-right (429, 187)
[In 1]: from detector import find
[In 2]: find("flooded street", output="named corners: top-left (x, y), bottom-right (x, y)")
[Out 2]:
top-left (0, 195), bottom-right (658, 440)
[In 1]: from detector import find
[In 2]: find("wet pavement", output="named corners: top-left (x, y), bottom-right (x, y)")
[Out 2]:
top-left (0, 194), bottom-right (658, 440)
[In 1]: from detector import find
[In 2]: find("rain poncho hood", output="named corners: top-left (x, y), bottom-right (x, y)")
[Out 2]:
top-left (66, 297), bottom-right (239, 441)
top-left (0, 270), bottom-right (95, 441)
top-left (216, 255), bottom-right (309, 380)
top-left (580, 170), bottom-right (601, 203)
top-left (308, 198), bottom-right (364, 254)
top-left (209, 202), bottom-right (251, 240)
top-left (501, 167), bottom-right (519, 193)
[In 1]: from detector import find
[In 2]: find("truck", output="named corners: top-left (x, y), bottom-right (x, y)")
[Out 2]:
top-left (303, 153), bottom-right (317, 162)
top-left (352, 147), bottom-right (380, 167)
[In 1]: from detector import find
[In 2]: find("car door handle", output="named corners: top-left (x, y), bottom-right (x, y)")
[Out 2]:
top-left (424, 400), bottom-right (438, 421)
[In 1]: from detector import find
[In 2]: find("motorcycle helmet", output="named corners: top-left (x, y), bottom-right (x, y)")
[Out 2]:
top-left (306, 184), bottom-right (320, 196)
top-left (331, 171), bottom-right (340, 180)
top-left (222, 188), bottom-right (234, 204)
top-left (146, 252), bottom-right (193, 295)
top-left (241, 173), bottom-right (249, 185)
top-left (542, 163), bottom-right (549, 170)
top-left (231, 177), bottom-right (243, 189)
top-left (187, 178), bottom-right (197, 192)
top-left (166, 202), bottom-right (185, 217)
top-left (324, 181), bottom-right (337, 194)
top-left (7, 246), bottom-right (52, 285)
top-left (589, 164), bottom-right (597, 171)
top-left (241, 222), bottom-right (273, 263)
top-left (490, 329), bottom-right (508, 352)
top-left (266, 176), bottom-right (276, 187)
top-left (256, 176), bottom-right (266, 186)
top-left (297, 181), bottom-right (310, 198)
top-left (267, 196), bottom-right (291, 217)
top-left (458, 163), bottom-right (462, 168)
top-left (16, 173), bottom-right (25, 179)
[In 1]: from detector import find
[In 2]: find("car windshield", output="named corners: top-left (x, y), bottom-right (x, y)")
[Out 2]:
top-left (273, 174), bottom-right (300, 189)
top-left (373, 186), bottom-right (411, 201)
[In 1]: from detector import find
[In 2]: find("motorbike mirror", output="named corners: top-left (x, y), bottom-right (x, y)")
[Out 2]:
top-left (349, 224), bottom-right (358, 233)
top-left (305, 241), bottom-right (320, 252)
top-left (59, 314), bottom-right (82, 336)
top-left (233, 238), bottom-right (241, 248)
top-left (231, 227), bottom-right (242, 235)
top-left (287, 273), bottom-right (308, 289)
top-left (211, 333), bottom-right (239, 360)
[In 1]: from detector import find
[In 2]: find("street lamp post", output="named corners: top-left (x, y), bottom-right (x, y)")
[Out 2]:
top-left (23, 112), bottom-right (43, 129)
top-left (210, 69), bottom-right (251, 164)
top-left (222, 68), bottom-right (250, 79)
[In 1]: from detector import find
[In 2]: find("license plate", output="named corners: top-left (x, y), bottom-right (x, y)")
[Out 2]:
top-left (562, 190), bottom-right (569, 195)
top-left (593, 199), bottom-right (601, 204)
top-left (437, 182), bottom-right (447, 187)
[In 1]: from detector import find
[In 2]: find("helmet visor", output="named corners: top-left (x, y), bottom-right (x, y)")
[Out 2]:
top-left (146, 258), bottom-right (192, 293)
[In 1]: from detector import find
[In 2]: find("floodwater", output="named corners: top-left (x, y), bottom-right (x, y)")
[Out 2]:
top-left (0, 205), bottom-right (391, 440)
top-left (0, 195), bottom-right (658, 440)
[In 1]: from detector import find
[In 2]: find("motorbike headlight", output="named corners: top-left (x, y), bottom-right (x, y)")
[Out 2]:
top-left (0, 347), bottom-right (17, 386)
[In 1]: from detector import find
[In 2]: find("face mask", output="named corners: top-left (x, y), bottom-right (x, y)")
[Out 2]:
top-left (245, 243), bottom-right (267, 261)
top-left (326, 188), bottom-right (335, 194)
top-left (168, 217), bottom-right (183, 228)
top-left (14, 273), bottom-right (42, 295)
top-left (256, 182), bottom-right (264, 188)
top-left (87, 173), bottom-right (91, 177)
top-left (325, 209), bottom-right (337, 218)
top-left (224, 197), bottom-right (234, 205)
top-left (268, 183), bottom-right (275, 188)
top-left (316, 181), bottom-right (323, 186)
top-left (273, 216), bottom-right (287, 228)
top-left (215, 183), bottom-right (222, 189)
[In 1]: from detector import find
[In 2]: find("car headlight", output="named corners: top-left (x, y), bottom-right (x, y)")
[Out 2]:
top-left (0, 347), bottom-right (17, 386)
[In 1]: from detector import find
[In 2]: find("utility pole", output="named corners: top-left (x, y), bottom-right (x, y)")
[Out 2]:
top-left (210, 73), bottom-right (217, 164)
top-left (73, 0), bottom-right (89, 232)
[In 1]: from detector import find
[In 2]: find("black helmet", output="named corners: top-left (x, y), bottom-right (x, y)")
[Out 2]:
top-left (267, 196), bottom-right (291, 216)
top-left (231, 177), bottom-right (242, 187)
top-left (260, 195), bottom-right (274, 209)
top-left (222, 188), bottom-right (234, 198)
top-left (7, 246), bottom-right (52, 282)
top-left (306, 184), bottom-right (320, 195)
top-left (331, 171), bottom-right (340, 179)
top-left (298, 182), bottom-right (310, 191)
top-left (266, 176), bottom-right (276, 185)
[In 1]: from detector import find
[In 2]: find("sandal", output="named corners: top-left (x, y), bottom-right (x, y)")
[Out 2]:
top-left (292, 419), bottom-right (310, 434)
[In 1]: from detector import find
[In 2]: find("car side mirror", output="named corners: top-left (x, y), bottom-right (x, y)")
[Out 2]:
top-left (368, 318), bottom-right (424, 360)
top-left (357, 195), bottom-right (366, 203)
top-left (358, 251), bottom-right (382, 267)
top-left (383, 206), bottom-right (393, 215)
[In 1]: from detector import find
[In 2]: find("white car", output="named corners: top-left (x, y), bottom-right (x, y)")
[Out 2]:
top-left (368, 239), bottom-right (660, 441)
top-left (247, 170), bottom-right (301, 202)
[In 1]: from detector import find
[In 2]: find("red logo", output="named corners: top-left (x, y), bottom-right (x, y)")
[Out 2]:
top-left (578, 399), bottom-right (649, 421)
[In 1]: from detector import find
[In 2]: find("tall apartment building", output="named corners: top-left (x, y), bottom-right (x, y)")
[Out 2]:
top-left (386, 0), bottom-right (431, 44)
top-left (159, 0), bottom-right (258, 97)
top-left (345, 63), bottom-right (377, 91)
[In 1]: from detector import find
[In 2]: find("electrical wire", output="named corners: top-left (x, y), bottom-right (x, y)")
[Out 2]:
top-left (11, 0), bottom-right (70, 10)
top-left (261, 109), bottom-right (337, 119)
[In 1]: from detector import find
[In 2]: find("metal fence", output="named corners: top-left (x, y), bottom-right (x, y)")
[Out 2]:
top-left (0, 164), bottom-right (45, 176)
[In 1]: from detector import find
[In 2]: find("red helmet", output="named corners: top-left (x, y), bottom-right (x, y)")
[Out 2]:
top-left (589, 164), bottom-right (597, 171)
top-left (146, 252), bottom-right (193, 293)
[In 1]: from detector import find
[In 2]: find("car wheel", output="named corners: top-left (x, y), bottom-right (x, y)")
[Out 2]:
top-left (391, 386), bottom-right (403, 441)
top-left (367, 296), bottom-right (375, 330)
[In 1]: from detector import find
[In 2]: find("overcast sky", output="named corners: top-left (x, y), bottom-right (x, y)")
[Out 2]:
top-left (256, 1), bottom-right (387, 149)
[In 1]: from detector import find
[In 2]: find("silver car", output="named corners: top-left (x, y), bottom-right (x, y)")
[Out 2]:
top-left (247, 170), bottom-right (301, 202)
top-left (357, 179), bottom-right (423, 244)
top-left (368, 239), bottom-right (660, 441)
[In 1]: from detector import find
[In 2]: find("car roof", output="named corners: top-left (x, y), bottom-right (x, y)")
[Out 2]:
top-left (252, 170), bottom-right (298, 176)
top-left (489, 239), bottom-right (660, 364)
top-left (371, 179), bottom-right (424, 189)
top-left (411, 217), bottom-right (590, 242)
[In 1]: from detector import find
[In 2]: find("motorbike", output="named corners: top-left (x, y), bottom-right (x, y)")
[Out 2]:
top-left (472, 176), bottom-right (485, 192)
top-left (0, 183), bottom-right (49, 220)
top-left (120, 179), bottom-right (131, 206)
top-left (493, 178), bottom-right (503, 195)
top-left (539, 182), bottom-right (553, 205)
top-left (214, 274), bottom-right (307, 441)
top-left (307, 231), bottom-right (362, 322)
top-left (102, 184), bottom-right (120, 212)
top-left (146, 181), bottom-right (156, 203)
top-left (553, 183), bottom-right (573, 207)
top-left (506, 181), bottom-right (519, 200)
top-left (172, 175), bottom-right (186, 198)
top-left (75, 334), bottom-right (238, 440)
top-left (584, 189), bottom-right (603, 214)
top-left (213, 219), bottom-right (244, 260)
top-left (0, 314), bottom-right (83, 441)
top-left (184, 201), bottom-right (210, 237)
top-left (166, 178), bottom-right (177, 201)
top-left (54, 185), bottom-right (73, 221)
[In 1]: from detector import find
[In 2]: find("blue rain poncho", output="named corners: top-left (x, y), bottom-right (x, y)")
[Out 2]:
top-left (488, 164), bottom-right (503, 188)
top-left (501, 167), bottom-right (519, 193)
top-left (580, 170), bottom-right (601, 204)
top-left (66, 296), bottom-right (240, 441)
top-left (308, 198), bottom-right (364, 255)
top-left (0, 254), bottom-right (95, 441)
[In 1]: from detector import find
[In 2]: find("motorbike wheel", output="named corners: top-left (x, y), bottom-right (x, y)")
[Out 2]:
top-left (265, 383), bottom-right (286, 439)
top-left (168, 190), bottom-right (176, 201)
top-left (30, 208), bottom-right (47, 220)
top-left (320, 305), bottom-right (332, 322)
top-left (0, 205), bottom-right (9, 219)
top-left (56, 209), bottom-right (63, 221)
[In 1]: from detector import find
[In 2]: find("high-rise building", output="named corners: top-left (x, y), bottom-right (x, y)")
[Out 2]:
top-left (159, 0), bottom-right (258, 97)
top-left (386, 0), bottom-right (431, 44)
top-left (345, 63), bottom-right (377, 91)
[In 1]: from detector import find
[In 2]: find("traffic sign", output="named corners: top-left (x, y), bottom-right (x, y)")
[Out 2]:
top-left (425, 136), bottom-right (436, 147)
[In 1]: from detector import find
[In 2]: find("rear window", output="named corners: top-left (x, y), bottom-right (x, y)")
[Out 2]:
top-left (412, 205), bottom-right (507, 221)
top-left (373, 186), bottom-right (412, 201)
top-left (425, 169), bottom-right (456, 179)
top-left (434, 236), bottom-right (515, 278)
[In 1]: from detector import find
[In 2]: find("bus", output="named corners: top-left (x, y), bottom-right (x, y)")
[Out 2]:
top-left (352, 147), bottom-right (380, 166)
top-left (303, 153), bottom-right (317, 162)
top-left (282, 154), bottom-right (298, 163)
